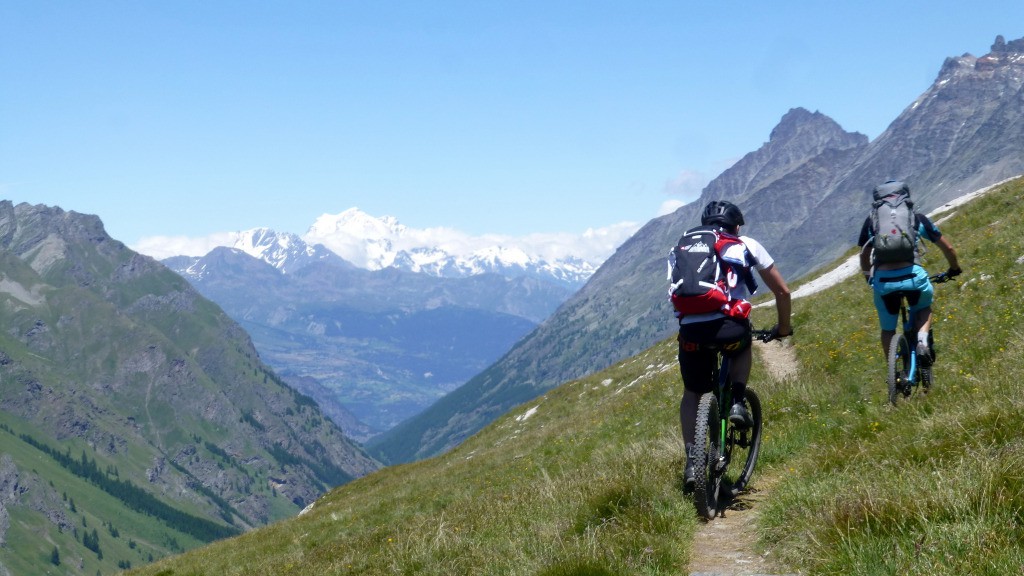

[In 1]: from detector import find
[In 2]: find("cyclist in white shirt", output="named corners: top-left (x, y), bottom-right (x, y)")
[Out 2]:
top-left (672, 201), bottom-right (792, 491)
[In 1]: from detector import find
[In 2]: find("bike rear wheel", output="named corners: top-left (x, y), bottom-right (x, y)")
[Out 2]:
top-left (724, 388), bottom-right (762, 497)
top-left (692, 392), bottom-right (721, 520)
top-left (887, 334), bottom-right (911, 405)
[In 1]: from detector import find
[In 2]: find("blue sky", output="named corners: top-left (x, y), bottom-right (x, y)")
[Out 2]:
top-left (2, 2), bottom-right (1022, 258)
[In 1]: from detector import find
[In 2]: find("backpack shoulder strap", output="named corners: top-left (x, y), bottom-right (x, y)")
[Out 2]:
top-left (714, 232), bottom-right (747, 266)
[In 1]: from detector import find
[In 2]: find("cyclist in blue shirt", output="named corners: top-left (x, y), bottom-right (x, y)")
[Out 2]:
top-left (858, 181), bottom-right (962, 365)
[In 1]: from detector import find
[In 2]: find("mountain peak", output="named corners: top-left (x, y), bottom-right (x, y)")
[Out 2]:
top-left (697, 108), bottom-right (867, 205)
top-left (938, 34), bottom-right (1024, 79)
top-left (991, 34), bottom-right (1024, 55)
top-left (230, 228), bottom-right (341, 274)
top-left (301, 209), bottom-right (596, 288)
top-left (769, 107), bottom-right (866, 146)
top-left (307, 207), bottom-right (406, 241)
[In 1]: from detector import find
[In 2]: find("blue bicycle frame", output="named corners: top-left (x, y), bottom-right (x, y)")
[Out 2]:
top-left (899, 304), bottom-right (920, 384)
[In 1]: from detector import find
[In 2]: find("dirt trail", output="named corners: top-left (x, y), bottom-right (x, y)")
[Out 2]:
top-left (685, 339), bottom-right (799, 576)
top-left (754, 338), bottom-right (798, 383)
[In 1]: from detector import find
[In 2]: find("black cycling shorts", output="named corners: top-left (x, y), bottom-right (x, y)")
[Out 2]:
top-left (677, 317), bottom-right (752, 394)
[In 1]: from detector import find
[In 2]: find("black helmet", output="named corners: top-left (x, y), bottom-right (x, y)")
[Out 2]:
top-left (872, 180), bottom-right (910, 201)
top-left (701, 200), bottom-right (745, 228)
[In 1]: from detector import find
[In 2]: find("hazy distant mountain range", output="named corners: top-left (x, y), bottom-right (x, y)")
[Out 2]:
top-left (303, 208), bottom-right (603, 287)
top-left (164, 224), bottom-right (575, 439)
top-left (166, 206), bottom-right (608, 290)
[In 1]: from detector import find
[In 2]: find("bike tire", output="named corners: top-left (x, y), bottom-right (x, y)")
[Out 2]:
top-left (921, 329), bottom-right (935, 392)
top-left (725, 388), bottom-right (762, 497)
top-left (887, 334), bottom-right (910, 406)
top-left (692, 392), bottom-right (721, 520)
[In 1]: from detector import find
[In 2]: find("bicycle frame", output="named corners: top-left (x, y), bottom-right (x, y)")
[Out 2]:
top-left (897, 300), bottom-right (920, 385)
top-left (887, 271), bottom-right (951, 404)
top-left (690, 328), bottom-right (770, 519)
top-left (713, 356), bottom-right (733, 459)
top-left (714, 332), bottom-right (769, 466)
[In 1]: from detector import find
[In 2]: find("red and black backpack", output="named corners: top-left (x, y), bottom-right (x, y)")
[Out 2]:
top-left (668, 226), bottom-right (752, 317)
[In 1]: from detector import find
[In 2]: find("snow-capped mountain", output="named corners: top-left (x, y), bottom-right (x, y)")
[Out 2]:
top-left (294, 208), bottom-right (602, 287)
top-left (386, 244), bottom-right (596, 286)
top-left (166, 228), bottom-right (350, 280)
top-left (231, 228), bottom-right (342, 273)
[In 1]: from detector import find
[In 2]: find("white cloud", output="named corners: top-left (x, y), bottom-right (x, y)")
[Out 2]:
top-left (658, 199), bottom-right (686, 216)
top-left (132, 211), bottom-right (643, 268)
top-left (664, 169), bottom-right (707, 202)
top-left (132, 232), bottom-right (242, 260)
top-left (514, 221), bottom-right (640, 264)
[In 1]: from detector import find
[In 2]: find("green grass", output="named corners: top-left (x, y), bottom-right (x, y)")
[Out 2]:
top-left (124, 340), bottom-right (699, 575)
top-left (0, 420), bottom-right (206, 574)
top-left (127, 176), bottom-right (1024, 575)
top-left (756, 176), bottom-right (1024, 575)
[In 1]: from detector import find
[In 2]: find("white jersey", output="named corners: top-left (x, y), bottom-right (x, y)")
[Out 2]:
top-left (733, 235), bottom-right (773, 300)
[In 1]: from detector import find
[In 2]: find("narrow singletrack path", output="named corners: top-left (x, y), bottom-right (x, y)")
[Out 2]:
top-left (685, 339), bottom-right (799, 576)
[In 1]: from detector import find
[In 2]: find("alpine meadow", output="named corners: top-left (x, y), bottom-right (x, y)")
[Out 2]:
top-left (128, 176), bottom-right (1024, 575)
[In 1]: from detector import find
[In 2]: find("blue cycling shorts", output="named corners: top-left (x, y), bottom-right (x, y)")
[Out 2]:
top-left (872, 265), bottom-right (934, 331)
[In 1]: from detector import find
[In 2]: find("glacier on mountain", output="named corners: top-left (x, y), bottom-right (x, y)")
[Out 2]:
top-left (217, 208), bottom-right (624, 288)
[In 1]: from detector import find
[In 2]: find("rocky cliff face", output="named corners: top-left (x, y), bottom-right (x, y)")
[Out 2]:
top-left (370, 35), bottom-right (1024, 464)
top-left (783, 35), bottom-right (1024, 278)
top-left (699, 108), bottom-right (868, 205)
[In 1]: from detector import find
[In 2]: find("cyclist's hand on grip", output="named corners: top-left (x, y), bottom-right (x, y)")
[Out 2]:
top-left (947, 266), bottom-right (962, 278)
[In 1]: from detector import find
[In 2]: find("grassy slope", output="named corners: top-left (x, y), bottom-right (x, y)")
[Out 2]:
top-left (760, 176), bottom-right (1024, 574)
top-left (128, 177), bottom-right (1024, 576)
top-left (0, 420), bottom-right (207, 575)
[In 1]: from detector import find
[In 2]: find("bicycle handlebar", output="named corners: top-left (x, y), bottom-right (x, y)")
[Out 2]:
top-left (930, 268), bottom-right (961, 284)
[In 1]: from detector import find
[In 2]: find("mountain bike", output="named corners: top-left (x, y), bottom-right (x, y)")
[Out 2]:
top-left (886, 272), bottom-right (954, 406)
top-left (691, 328), bottom-right (777, 520)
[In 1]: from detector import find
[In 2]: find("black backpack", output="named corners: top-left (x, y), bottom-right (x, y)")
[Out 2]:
top-left (870, 181), bottom-right (918, 264)
top-left (669, 226), bottom-right (749, 316)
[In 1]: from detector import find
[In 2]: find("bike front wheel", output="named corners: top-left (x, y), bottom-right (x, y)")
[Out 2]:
top-left (724, 388), bottom-right (762, 497)
top-left (692, 392), bottom-right (721, 520)
top-left (887, 334), bottom-right (911, 406)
